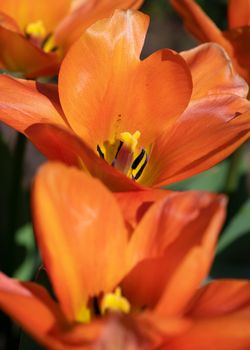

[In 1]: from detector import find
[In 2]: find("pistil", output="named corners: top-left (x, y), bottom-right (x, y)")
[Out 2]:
top-left (25, 20), bottom-right (58, 53)
top-left (97, 131), bottom-right (148, 181)
top-left (100, 287), bottom-right (131, 315)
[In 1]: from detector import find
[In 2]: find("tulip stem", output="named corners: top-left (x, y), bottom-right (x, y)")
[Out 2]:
top-left (224, 147), bottom-right (243, 194)
top-left (6, 132), bottom-right (26, 274)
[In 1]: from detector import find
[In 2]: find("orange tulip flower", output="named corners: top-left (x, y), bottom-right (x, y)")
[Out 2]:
top-left (0, 162), bottom-right (250, 349)
top-left (0, 0), bottom-right (143, 77)
top-left (0, 10), bottom-right (250, 191)
top-left (171, 0), bottom-right (250, 83)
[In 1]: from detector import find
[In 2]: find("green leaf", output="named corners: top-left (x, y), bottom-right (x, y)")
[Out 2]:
top-left (166, 160), bottom-right (229, 192)
top-left (0, 68), bottom-right (24, 78)
top-left (13, 224), bottom-right (38, 280)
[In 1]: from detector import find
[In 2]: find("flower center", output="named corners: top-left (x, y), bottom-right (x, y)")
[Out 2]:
top-left (25, 20), bottom-right (57, 53)
top-left (76, 287), bottom-right (130, 324)
top-left (97, 131), bottom-right (148, 181)
top-left (101, 287), bottom-right (131, 315)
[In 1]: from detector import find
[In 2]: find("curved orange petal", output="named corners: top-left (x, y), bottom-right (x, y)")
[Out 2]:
top-left (115, 189), bottom-right (171, 233)
top-left (154, 194), bottom-right (226, 317)
top-left (181, 43), bottom-right (248, 100)
top-left (228, 0), bottom-right (250, 28)
top-left (187, 279), bottom-right (250, 317)
top-left (170, 0), bottom-right (248, 80)
top-left (26, 123), bottom-right (141, 192)
top-left (0, 75), bottom-right (66, 133)
top-left (59, 10), bottom-right (192, 147)
top-left (122, 48), bottom-right (192, 146)
top-left (168, 310), bottom-right (250, 350)
top-left (0, 272), bottom-right (66, 350)
top-left (0, 22), bottom-right (59, 77)
top-left (59, 9), bottom-right (148, 147)
top-left (33, 162), bottom-right (129, 322)
top-left (55, 0), bottom-right (144, 50)
top-left (143, 95), bottom-right (250, 187)
top-left (0, 0), bottom-right (71, 32)
top-left (122, 192), bottom-right (225, 311)
top-left (0, 11), bottom-right (21, 32)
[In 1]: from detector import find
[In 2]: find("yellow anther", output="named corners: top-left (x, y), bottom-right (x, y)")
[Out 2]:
top-left (43, 34), bottom-right (56, 53)
top-left (101, 287), bottom-right (131, 315)
top-left (25, 20), bottom-right (46, 39)
top-left (119, 131), bottom-right (141, 152)
top-left (76, 305), bottom-right (91, 324)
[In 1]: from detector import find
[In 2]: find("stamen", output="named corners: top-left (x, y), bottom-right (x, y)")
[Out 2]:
top-left (96, 130), bottom-right (149, 181)
top-left (25, 20), bottom-right (57, 53)
top-left (134, 153), bottom-right (148, 180)
top-left (76, 305), bottom-right (91, 324)
top-left (114, 141), bottom-right (123, 159)
top-left (42, 33), bottom-right (58, 53)
top-left (97, 145), bottom-right (105, 159)
top-left (93, 296), bottom-right (101, 316)
top-left (131, 149), bottom-right (145, 170)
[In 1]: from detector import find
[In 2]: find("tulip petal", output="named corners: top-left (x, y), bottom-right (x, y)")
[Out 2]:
top-left (122, 48), bottom-right (192, 146)
top-left (170, 0), bottom-right (231, 49)
top-left (143, 95), bottom-right (250, 187)
top-left (228, 0), bottom-right (250, 28)
top-left (224, 26), bottom-right (250, 76)
top-left (0, 75), bottom-right (66, 132)
top-left (187, 279), bottom-right (250, 317)
top-left (169, 310), bottom-right (250, 350)
top-left (181, 43), bottom-right (248, 100)
top-left (26, 123), bottom-right (142, 192)
top-left (0, 272), bottom-right (66, 350)
top-left (115, 189), bottom-right (171, 232)
top-left (33, 162), bottom-right (129, 322)
top-left (56, 0), bottom-right (144, 50)
top-left (154, 194), bottom-right (226, 317)
top-left (0, 11), bottom-right (21, 32)
top-left (59, 9), bottom-right (148, 147)
top-left (0, 0), bottom-right (71, 32)
top-left (170, 0), bottom-right (248, 80)
top-left (59, 10), bottom-right (192, 147)
top-left (122, 192), bottom-right (225, 312)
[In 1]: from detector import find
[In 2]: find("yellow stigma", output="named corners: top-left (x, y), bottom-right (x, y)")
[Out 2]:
top-left (101, 287), bottom-right (131, 315)
top-left (76, 305), bottom-right (91, 324)
top-left (25, 20), bottom-right (46, 39)
top-left (119, 131), bottom-right (141, 152)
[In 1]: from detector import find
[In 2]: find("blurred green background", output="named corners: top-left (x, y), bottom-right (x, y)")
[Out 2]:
top-left (0, 0), bottom-right (249, 349)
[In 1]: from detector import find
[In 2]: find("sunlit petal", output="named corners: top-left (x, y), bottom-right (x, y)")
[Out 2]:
top-left (0, 75), bottom-right (66, 132)
top-left (59, 10), bottom-right (192, 147)
top-left (33, 162), bottom-right (129, 321)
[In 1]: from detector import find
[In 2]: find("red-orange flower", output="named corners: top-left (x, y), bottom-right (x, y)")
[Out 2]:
top-left (0, 10), bottom-right (250, 191)
top-left (0, 0), bottom-right (143, 77)
top-left (0, 162), bottom-right (250, 349)
top-left (171, 0), bottom-right (250, 83)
